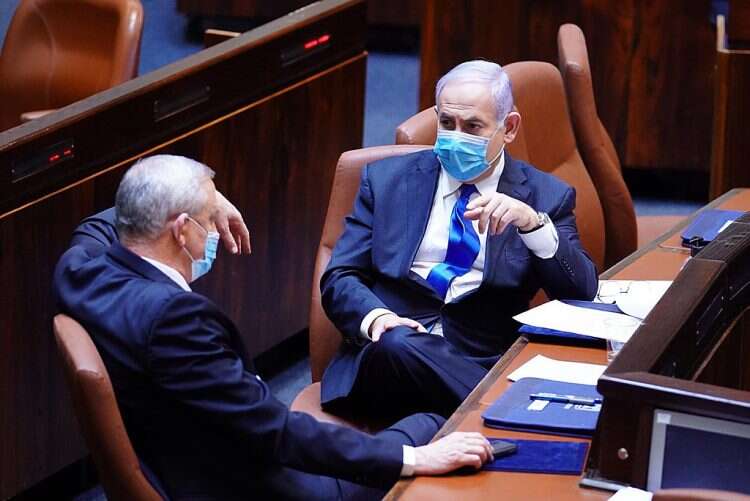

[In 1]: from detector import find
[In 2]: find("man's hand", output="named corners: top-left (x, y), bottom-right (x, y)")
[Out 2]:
top-left (464, 193), bottom-right (537, 235)
top-left (369, 313), bottom-right (427, 342)
top-left (414, 432), bottom-right (494, 475)
top-left (215, 191), bottom-right (251, 255)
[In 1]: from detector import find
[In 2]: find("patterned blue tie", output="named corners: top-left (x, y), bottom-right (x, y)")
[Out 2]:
top-left (427, 184), bottom-right (481, 298)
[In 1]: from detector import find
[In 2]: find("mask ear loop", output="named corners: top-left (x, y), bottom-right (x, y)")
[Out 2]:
top-left (486, 114), bottom-right (508, 166)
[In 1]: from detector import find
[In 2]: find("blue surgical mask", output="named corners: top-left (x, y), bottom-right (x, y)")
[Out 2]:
top-left (433, 128), bottom-right (503, 182)
top-left (184, 217), bottom-right (220, 282)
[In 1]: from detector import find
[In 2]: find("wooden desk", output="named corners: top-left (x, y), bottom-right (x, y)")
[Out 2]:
top-left (386, 189), bottom-right (748, 500)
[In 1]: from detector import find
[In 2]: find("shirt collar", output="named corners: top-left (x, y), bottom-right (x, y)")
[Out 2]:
top-left (141, 256), bottom-right (191, 292)
top-left (439, 150), bottom-right (506, 199)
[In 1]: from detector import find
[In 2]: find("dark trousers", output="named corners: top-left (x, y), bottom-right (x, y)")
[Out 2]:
top-left (346, 326), bottom-right (496, 420)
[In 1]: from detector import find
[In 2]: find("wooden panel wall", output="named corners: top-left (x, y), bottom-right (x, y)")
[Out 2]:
top-left (420, 0), bottom-right (716, 172)
top-left (709, 16), bottom-right (750, 198)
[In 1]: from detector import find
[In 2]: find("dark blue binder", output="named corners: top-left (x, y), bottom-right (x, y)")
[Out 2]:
top-left (483, 439), bottom-right (589, 475)
top-left (482, 378), bottom-right (603, 437)
top-left (681, 209), bottom-right (743, 246)
top-left (518, 300), bottom-right (621, 343)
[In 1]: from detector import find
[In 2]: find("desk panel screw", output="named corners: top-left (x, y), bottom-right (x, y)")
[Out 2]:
top-left (617, 448), bottom-right (629, 460)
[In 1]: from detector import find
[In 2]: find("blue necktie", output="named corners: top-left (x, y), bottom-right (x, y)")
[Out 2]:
top-left (427, 184), bottom-right (481, 298)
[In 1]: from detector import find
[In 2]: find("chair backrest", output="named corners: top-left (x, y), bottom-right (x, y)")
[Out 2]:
top-left (557, 23), bottom-right (638, 268)
top-left (308, 144), bottom-right (431, 382)
top-left (53, 314), bottom-right (163, 501)
top-left (653, 488), bottom-right (750, 501)
top-left (0, 0), bottom-right (144, 130)
top-left (395, 61), bottom-right (606, 271)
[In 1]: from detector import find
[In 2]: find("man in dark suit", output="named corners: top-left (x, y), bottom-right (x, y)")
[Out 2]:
top-left (320, 60), bottom-right (599, 419)
top-left (53, 155), bottom-right (494, 500)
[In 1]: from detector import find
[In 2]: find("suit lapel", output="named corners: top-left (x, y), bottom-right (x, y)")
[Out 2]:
top-left (402, 152), bottom-right (441, 283)
top-left (483, 154), bottom-right (531, 285)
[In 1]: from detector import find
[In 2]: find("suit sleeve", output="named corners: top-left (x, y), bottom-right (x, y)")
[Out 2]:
top-left (534, 187), bottom-right (598, 300)
top-left (148, 292), bottom-right (404, 488)
top-left (320, 166), bottom-right (390, 344)
top-left (70, 207), bottom-right (119, 251)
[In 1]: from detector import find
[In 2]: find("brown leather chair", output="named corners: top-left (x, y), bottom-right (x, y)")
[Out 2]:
top-left (53, 314), bottom-right (163, 501)
top-left (290, 145), bottom-right (431, 429)
top-left (653, 489), bottom-right (750, 501)
top-left (557, 24), bottom-right (683, 262)
top-left (0, 0), bottom-right (144, 130)
top-left (395, 61), bottom-right (607, 272)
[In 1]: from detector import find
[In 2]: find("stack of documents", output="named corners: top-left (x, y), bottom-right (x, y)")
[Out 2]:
top-left (514, 300), bottom-right (640, 343)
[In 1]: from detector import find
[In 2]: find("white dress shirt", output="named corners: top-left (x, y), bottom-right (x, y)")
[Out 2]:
top-left (360, 151), bottom-right (559, 338)
top-left (142, 256), bottom-right (191, 291)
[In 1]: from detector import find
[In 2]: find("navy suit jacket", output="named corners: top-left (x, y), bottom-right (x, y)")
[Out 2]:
top-left (53, 210), bottom-right (406, 500)
top-left (320, 151), bottom-right (598, 402)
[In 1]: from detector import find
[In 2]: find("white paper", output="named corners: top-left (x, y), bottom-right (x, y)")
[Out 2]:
top-left (507, 355), bottom-right (607, 386)
top-left (513, 300), bottom-right (640, 342)
top-left (608, 487), bottom-right (653, 501)
top-left (597, 280), bottom-right (672, 320)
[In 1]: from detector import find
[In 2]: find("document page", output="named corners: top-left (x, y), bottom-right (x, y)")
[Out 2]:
top-left (507, 355), bottom-right (606, 385)
top-left (513, 300), bottom-right (640, 342)
top-left (596, 280), bottom-right (672, 320)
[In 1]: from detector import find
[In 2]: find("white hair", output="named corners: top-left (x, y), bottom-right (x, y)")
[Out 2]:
top-left (435, 60), bottom-right (514, 120)
top-left (115, 155), bottom-right (215, 241)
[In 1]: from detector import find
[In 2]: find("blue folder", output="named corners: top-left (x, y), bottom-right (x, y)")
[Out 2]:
top-left (681, 209), bottom-right (743, 246)
top-left (482, 378), bottom-right (603, 437)
top-left (483, 438), bottom-right (588, 475)
top-left (518, 300), bottom-right (620, 343)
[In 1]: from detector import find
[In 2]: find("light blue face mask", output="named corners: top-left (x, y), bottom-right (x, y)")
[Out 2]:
top-left (184, 217), bottom-right (220, 282)
top-left (433, 128), bottom-right (503, 182)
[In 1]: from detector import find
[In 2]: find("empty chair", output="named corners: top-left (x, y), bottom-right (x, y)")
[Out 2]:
top-left (557, 23), bottom-right (683, 264)
top-left (53, 314), bottom-right (165, 501)
top-left (0, 0), bottom-right (144, 130)
top-left (290, 145), bottom-right (431, 428)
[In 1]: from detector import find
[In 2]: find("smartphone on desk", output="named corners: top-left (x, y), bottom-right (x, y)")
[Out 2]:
top-left (491, 440), bottom-right (517, 459)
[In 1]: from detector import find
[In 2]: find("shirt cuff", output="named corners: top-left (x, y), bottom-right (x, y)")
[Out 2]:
top-left (359, 308), bottom-right (394, 339)
top-left (518, 220), bottom-right (559, 259)
top-left (401, 445), bottom-right (416, 476)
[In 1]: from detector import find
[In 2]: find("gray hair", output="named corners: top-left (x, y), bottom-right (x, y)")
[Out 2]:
top-left (435, 60), bottom-right (514, 121)
top-left (115, 155), bottom-right (215, 241)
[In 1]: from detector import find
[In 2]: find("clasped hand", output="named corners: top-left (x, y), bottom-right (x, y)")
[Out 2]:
top-left (464, 192), bottom-right (537, 235)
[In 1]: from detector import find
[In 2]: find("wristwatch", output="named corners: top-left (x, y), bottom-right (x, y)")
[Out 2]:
top-left (520, 211), bottom-right (550, 234)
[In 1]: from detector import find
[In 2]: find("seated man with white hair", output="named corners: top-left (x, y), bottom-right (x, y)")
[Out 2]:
top-left (320, 60), bottom-right (599, 420)
top-left (53, 155), bottom-right (495, 500)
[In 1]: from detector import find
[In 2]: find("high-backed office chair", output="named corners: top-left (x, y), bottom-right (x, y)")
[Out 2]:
top-left (653, 489), bottom-right (750, 501)
top-left (53, 314), bottom-right (164, 501)
top-left (557, 24), bottom-right (683, 264)
top-left (395, 61), bottom-right (607, 272)
top-left (0, 0), bottom-right (144, 130)
top-left (290, 145), bottom-right (431, 429)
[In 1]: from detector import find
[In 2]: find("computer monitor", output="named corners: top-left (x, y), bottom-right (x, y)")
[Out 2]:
top-left (647, 408), bottom-right (750, 493)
